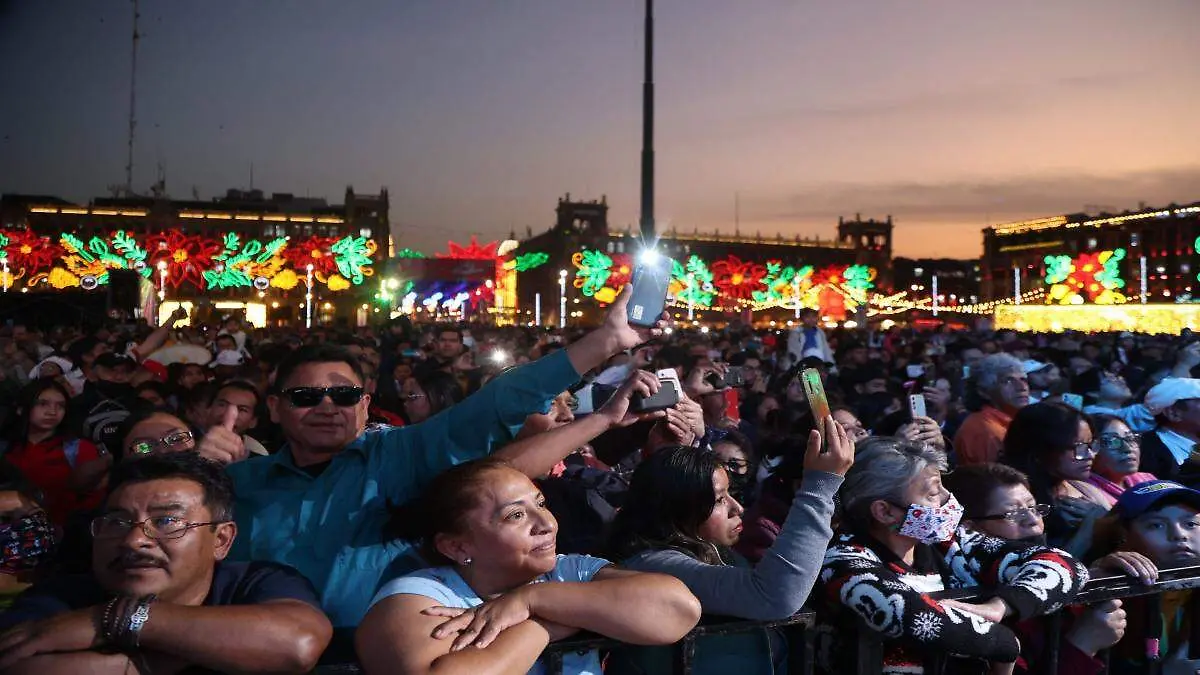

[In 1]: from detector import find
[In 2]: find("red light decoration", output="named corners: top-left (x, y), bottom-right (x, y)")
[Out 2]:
top-left (711, 255), bottom-right (767, 304)
top-left (1, 230), bottom-right (57, 274)
top-left (281, 236), bottom-right (342, 279)
top-left (145, 232), bottom-right (222, 289)
top-left (437, 236), bottom-right (499, 260)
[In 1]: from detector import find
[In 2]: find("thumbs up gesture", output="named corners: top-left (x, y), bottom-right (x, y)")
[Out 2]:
top-left (197, 404), bottom-right (249, 465)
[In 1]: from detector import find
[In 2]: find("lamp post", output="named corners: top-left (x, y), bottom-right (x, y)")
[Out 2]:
top-left (535, 292), bottom-right (542, 327)
top-left (1013, 267), bottom-right (1021, 305)
top-left (793, 274), bottom-right (802, 319)
top-left (1, 258), bottom-right (9, 293)
top-left (558, 270), bottom-right (567, 329)
top-left (931, 275), bottom-right (940, 317)
top-left (687, 272), bottom-right (695, 321)
top-left (1140, 256), bottom-right (1148, 304)
top-left (305, 264), bottom-right (314, 329)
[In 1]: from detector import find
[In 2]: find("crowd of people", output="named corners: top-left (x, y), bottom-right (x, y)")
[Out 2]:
top-left (0, 293), bottom-right (1199, 674)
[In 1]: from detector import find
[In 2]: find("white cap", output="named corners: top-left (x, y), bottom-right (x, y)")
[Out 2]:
top-left (1021, 360), bottom-right (1051, 374)
top-left (29, 356), bottom-right (75, 381)
top-left (209, 350), bottom-right (245, 369)
top-left (1144, 378), bottom-right (1200, 415)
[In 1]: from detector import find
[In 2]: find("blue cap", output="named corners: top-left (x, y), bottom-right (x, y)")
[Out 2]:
top-left (1114, 480), bottom-right (1200, 520)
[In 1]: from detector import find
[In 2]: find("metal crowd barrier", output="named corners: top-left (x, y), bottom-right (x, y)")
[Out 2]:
top-left (315, 565), bottom-right (1200, 675)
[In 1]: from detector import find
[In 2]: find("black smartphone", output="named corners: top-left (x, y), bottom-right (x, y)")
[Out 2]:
top-left (631, 369), bottom-right (682, 413)
top-left (627, 252), bottom-right (673, 328)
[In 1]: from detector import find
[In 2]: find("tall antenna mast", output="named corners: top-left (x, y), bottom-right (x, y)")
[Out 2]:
top-left (124, 0), bottom-right (141, 195)
top-left (638, 0), bottom-right (655, 241)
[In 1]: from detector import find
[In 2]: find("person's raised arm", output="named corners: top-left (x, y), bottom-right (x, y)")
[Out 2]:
top-left (496, 370), bottom-right (665, 477)
top-left (132, 307), bottom-right (188, 361)
top-left (387, 289), bottom-right (669, 496)
top-left (625, 418), bottom-right (851, 620)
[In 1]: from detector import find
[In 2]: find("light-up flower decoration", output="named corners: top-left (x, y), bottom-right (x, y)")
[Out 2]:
top-left (711, 255), bottom-right (767, 304)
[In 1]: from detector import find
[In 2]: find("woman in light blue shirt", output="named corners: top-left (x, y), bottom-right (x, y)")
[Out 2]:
top-left (356, 457), bottom-right (701, 675)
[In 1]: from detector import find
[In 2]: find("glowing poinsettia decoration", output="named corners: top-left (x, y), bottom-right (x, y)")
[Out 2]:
top-left (146, 232), bottom-right (222, 289)
top-left (670, 255), bottom-right (716, 308)
top-left (1044, 249), bottom-right (1127, 305)
top-left (0, 230), bottom-right (59, 285)
top-left (711, 255), bottom-right (767, 304)
top-left (204, 233), bottom-right (289, 290)
top-left (437, 236), bottom-right (499, 260)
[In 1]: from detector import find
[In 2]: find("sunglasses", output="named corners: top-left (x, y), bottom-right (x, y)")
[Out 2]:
top-left (282, 386), bottom-right (365, 408)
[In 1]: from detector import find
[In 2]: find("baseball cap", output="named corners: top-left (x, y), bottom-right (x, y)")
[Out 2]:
top-left (141, 359), bottom-right (168, 382)
top-left (1144, 378), bottom-right (1200, 415)
top-left (1114, 480), bottom-right (1200, 520)
top-left (1021, 360), bottom-right (1051, 375)
top-left (94, 352), bottom-right (137, 370)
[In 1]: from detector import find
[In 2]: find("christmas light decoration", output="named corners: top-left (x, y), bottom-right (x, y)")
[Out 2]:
top-left (437, 236), bottom-right (499, 260)
top-left (512, 251), bottom-right (549, 272)
top-left (751, 261), bottom-right (812, 306)
top-left (394, 248), bottom-right (427, 259)
top-left (995, 304), bottom-right (1200, 335)
top-left (711, 255), bottom-right (767, 305)
top-left (1043, 248), bottom-right (1127, 305)
top-left (331, 236), bottom-right (376, 285)
top-left (571, 249), bottom-right (631, 304)
top-left (204, 234), bottom-right (288, 290)
top-left (671, 255), bottom-right (716, 309)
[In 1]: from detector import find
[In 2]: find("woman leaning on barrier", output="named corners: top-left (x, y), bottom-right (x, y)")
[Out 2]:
top-left (603, 416), bottom-right (853, 675)
top-left (355, 457), bottom-right (702, 675)
top-left (816, 437), bottom-right (1089, 675)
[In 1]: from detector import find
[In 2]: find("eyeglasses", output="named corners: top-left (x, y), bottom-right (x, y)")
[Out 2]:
top-left (1095, 434), bottom-right (1140, 453)
top-left (1070, 441), bottom-right (1099, 461)
top-left (90, 514), bottom-right (225, 540)
top-left (723, 459), bottom-right (750, 473)
top-left (128, 430), bottom-right (194, 456)
top-left (282, 386), bottom-right (365, 408)
top-left (973, 504), bottom-right (1053, 522)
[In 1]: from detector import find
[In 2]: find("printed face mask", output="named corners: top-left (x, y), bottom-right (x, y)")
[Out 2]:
top-left (896, 493), bottom-right (964, 544)
top-left (0, 511), bottom-right (57, 575)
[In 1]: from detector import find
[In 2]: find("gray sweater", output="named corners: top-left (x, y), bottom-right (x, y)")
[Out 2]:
top-left (621, 470), bottom-right (842, 621)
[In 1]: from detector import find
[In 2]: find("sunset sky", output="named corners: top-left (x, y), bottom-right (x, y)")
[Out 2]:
top-left (1, 0), bottom-right (1197, 258)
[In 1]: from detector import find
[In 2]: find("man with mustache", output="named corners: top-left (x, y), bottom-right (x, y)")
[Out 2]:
top-left (0, 453), bottom-right (331, 674)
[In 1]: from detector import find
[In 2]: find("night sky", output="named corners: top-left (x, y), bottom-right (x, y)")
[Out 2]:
top-left (1, 0), bottom-right (1197, 258)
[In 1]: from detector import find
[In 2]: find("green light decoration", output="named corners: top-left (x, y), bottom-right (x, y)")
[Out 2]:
top-left (751, 261), bottom-right (813, 305)
top-left (1044, 254), bottom-right (1073, 285)
top-left (395, 248), bottom-right (427, 259)
top-left (843, 265), bottom-right (876, 293)
top-left (671, 255), bottom-right (716, 308)
top-left (573, 249), bottom-right (613, 297)
top-left (205, 234), bottom-right (289, 289)
top-left (513, 252), bottom-right (549, 272)
top-left (331, 236), bottom-right (373, 285)
top-left (111, 231), bottom-right (150, 277)
top-left (0, 233), bottom-right (8, 259)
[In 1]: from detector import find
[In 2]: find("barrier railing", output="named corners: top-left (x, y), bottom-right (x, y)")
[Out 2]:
top-left (314, 566), bottom-right (1200, 675)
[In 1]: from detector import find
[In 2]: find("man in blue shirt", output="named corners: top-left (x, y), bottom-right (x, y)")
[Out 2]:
top-left (225, 288), bottom-right (667, 630)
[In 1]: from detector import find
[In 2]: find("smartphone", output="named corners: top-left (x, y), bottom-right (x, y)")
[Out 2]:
top-left (627, 253), bottom-right (673, 328)
top-left (1061, 393), bottom-right (1084, 411)
top-left (908, 394), bottom-right (928, 420)
top-left (800, 368), bottom-right (831, 452)
top-left (962, 365), bottom-right (971, 379)
top-left (630, 368), bottom-right (682, 413)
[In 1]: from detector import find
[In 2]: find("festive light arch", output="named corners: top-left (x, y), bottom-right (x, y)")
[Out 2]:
top-left (1044, 248), bottom-right (1127, 305)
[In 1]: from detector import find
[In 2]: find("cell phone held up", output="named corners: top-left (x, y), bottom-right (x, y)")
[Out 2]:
top-left (630, 369), bottom-right (682, 414)
top-left (627, 252), bottom-right (673, 328)
top-left (908, 394), bottom-right (928, 420)
top-left (799, 368), bottom-right (831, 453)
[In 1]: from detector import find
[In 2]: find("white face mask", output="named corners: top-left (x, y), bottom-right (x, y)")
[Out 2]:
top-left (896, 493), bottom-right (964, 544)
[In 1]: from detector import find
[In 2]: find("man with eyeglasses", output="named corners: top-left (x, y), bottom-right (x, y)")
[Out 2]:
top-left (225, 288), bottom-right (669, 643)
top-left (0, 453), bottom-right (331, 674)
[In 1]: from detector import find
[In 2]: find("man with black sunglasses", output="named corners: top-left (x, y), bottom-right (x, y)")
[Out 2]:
top-left (0, 453), bottom-right (331, 674)
top-left (224, 286), bottom-right (669, 642)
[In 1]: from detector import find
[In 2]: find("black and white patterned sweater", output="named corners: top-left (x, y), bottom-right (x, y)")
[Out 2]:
top-left (814, 527), bottom-right (1088, 675)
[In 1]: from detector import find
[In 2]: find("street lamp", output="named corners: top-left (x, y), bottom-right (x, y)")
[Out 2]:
top-left (305, 264), bottom-right (314, 329)
top-left (558, 270), bottom-right (568, 329)
top-left (686, 272), bottom-right (695, 321)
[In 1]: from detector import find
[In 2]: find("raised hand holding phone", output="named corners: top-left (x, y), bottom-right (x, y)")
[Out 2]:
top-left (800, 368), bottom-right (831, 452)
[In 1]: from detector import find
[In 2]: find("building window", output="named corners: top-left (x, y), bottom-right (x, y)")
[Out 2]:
top-left (1086, 238), bottom-right (1097, 250)
top-left (616, 241), bottom-right (625, 254)
top-left (606, 242), bottom-right (615, 253)
top-left (360, 227), bottom-right (372, 238)
top-left (1130, 233), bottom-right (1140, 247)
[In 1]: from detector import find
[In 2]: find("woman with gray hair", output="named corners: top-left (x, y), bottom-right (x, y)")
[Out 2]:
top-left (814, 437), bottom-right (1088, 675)
top-left (954, 353), bottom-right (1032, 466)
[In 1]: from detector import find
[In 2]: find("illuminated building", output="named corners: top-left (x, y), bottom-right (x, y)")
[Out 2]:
top-left (982, 202), bottom-right (1200, 303)
top-left (514, 194), bottom-right (895, 325)
top-left (0, 187), bottom-right (390, 326)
